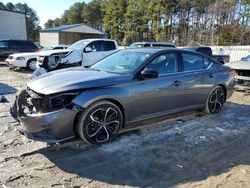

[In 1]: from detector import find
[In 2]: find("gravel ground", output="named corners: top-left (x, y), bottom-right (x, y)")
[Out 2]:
top-left (0, 62), bottom-right (250, 188)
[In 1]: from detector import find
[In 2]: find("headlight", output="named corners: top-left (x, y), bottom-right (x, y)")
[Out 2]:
top-left (16, 57), bottom-right (25, 60)
top-left (49, 93), bottom-right (79, 109)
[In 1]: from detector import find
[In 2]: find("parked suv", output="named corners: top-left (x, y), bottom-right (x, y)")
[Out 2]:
top-left (128, 42), bottom-right (176, 48)
top-left (0, 39), bottom-right (39, 60)
top-left (33, 39), bottom-right (118, 77)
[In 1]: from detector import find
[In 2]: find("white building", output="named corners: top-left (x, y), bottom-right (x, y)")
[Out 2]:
top-left (40, 23), bottom-right (107, 47)
top-left (0, 9), bottom-right (27, 40)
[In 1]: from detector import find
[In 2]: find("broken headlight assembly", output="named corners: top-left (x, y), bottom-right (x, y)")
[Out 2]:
top-left (49, 92), bottom-right (80, 110)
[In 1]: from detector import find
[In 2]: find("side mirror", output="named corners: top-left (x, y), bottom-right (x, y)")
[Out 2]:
top-left (140, 69), bottom-right (158, 79)
top-left (84, 47), bottom-right (93, 53)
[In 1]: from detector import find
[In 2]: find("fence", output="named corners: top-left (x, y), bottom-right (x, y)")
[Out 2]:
top-left (210, 46), bottom-right (250, 62)
top-left (119, 45), bottom-right (250, 62)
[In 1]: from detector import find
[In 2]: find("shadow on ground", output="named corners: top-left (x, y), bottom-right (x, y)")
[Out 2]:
top-left (22, 102), bottom-right (250, 187)
top-left (12, 68), bottom-right (32, 74)
top-left (0, 83), bottom-right (17, 95)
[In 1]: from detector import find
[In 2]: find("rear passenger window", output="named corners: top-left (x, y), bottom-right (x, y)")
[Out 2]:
top-left (9, 41), bottom-right (23, 49)
top-left (144, 44), bottom-right (150, 47)
top-left (104, 41), bottom-right (116, 51)
top-left (182, 53), bottom-right (205, 71)
top-left (23, 42), bottom-right (36, 49)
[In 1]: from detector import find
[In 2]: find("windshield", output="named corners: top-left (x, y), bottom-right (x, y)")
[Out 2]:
top-left (91, 51), bottom-right (151, 74)
top-left (68, 40), bottom-right (89, 50)
top-left (242, 55), bottom-right (250, 62)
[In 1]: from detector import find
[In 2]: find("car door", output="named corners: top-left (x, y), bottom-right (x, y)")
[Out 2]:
top-left (176, 52), bottom-right (216, 107)
top-left (130, 51), bottom-right (183, 121)
top-left (82, 41), bottom-right (106, 66)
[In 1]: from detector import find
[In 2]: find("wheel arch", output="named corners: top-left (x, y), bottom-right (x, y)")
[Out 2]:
top-left (218, 84), bottom-right (227, 102)
top-left (72, 97), bottom-right (127, 137)
top-left (27, 58), bottom-right (37, 64)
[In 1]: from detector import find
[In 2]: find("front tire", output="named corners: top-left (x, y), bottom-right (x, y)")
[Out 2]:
top-left (77, 100), bottom-right (123, 144)
top-left (27, 58), bottom-right (37, 71)
top-left (204, 86), bottom-right (225, 114)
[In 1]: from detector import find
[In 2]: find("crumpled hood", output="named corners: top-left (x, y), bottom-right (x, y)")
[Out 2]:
top-left (226, 61), bottom-right (250, 70)
top-left (27, 67), bottom-right (130, 95)
top-left (38, 49), bottom-right (71, 56)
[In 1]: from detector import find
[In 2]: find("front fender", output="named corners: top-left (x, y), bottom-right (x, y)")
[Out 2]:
top-left (72, 86), bottom-right (131, 124)
top-left (72, 85), bottom-right (131, 114)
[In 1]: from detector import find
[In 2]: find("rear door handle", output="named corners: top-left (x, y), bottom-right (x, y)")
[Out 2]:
top-left (209, 73), bottom-right (214, 78)
top-left (174, 80), bottom-right (181, 86)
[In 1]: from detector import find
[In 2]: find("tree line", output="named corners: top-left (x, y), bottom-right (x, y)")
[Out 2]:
top-left (44, 0), bottom-right (250, 46)
top-left (1, 1), bottom-right (249, 46)
top-left (0, 2), bottom-right (41, 41)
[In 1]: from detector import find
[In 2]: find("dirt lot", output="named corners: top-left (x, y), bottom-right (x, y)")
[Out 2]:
top-left (0, 62), bottom-right (250, 188)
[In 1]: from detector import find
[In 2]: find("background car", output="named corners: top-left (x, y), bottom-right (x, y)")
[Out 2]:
top-left (227, 55), bottom-right (250, 86)
top-left (240, 55), bottom-right (250, 61)
top-left (5, 45), bottom-right (69, 71)
top-left (32, 39), bottom-right (118, 77)
top-left (11, 48), bottom-right (235, 145)
top-left (128, 42), bottom-right (176, 48)
top-left (0, 39), bottom-right (39, 61)
top-left (184, 46), bottom-right (230, 64)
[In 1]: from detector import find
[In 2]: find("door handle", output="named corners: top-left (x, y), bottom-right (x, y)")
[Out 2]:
top-left (209, 73), bottom-right (214, 78)
top-left (174, 80), bottom-right (181, 86)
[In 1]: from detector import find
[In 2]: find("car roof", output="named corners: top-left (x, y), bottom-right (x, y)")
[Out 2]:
top-left (123, 47), bottom-right (213, 58)
top-left (0, 39), bottom-right (34, 43)
top-left (79, 38), bottom-right (117, 43)
top-left (132, 42), bottom-right (175, 45)
top-left (124, 47), bottom-right (181, 53)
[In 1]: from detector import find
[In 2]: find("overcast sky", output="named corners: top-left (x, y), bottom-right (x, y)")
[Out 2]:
top-left (2, 0), bottom-right (91, 28)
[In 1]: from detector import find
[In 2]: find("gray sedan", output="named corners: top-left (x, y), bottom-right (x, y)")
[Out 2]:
top-left (11, 48), bottom-right (235, 144)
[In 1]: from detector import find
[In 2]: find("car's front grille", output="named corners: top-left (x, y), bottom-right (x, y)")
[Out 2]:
top-left (236, 69), bottom-right (250, 77)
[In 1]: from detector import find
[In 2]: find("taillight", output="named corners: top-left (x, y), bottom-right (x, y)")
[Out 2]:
top-left (230, 69), bottom-right (236, 78)
top-left (35, 48), bottom-right (40, 52)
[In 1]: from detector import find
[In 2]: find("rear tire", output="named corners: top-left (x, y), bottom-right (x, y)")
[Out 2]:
top-left (27, 58), bottom-right (37, 71)
top-left (204, 86), bottom-right (225, 114)
top-left (77, 100), bottom-right (123, 145)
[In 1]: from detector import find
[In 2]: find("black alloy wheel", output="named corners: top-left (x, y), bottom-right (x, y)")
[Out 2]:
top-left (205, 86), bottom-right (225, 114)
top-left (77, 100), bottom-right (123, 144)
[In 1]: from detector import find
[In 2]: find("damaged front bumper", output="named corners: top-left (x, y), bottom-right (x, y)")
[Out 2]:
top-left (11, 89), bottom-right (79, 143)
top-left (234, 69), bottom-right (250, 86)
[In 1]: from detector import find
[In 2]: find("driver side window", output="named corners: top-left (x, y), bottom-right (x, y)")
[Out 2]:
top-left (145, 52), bottom-right (178, 76)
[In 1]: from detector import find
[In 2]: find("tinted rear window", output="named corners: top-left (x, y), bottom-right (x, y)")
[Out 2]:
top-left (104, 41), bottom-right (116, 51)
top-left (9, 41), bottom-right (36, 49)
top-left (152, 44), bottom-right (175, 48)
top-left (197, 47), bottom-right (212, 56)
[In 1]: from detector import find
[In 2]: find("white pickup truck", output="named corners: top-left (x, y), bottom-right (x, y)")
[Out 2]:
top-left (33, 39), bottom-right (118, 77)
